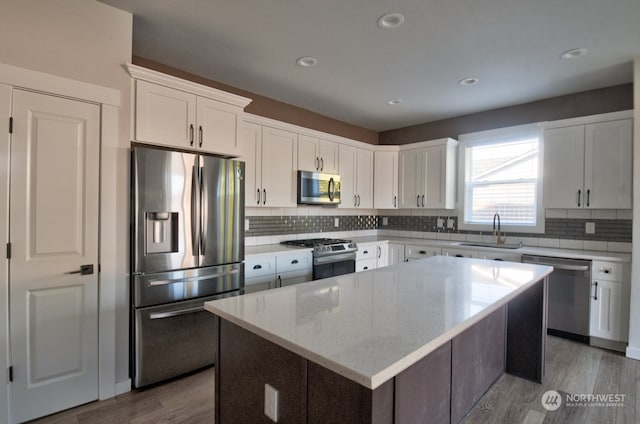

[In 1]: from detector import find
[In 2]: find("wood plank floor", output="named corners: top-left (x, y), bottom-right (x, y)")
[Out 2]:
top-left (30, 336), bottom-right (639, 423)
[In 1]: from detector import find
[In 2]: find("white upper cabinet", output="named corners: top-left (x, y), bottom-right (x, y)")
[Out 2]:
top-left (238, 122), bottom-right (298, 208)
top-left (238, 122), bottom-right (262, 207)
top-left (129, 64), bottom-right (252, 156)
top-left (298, 135), bottom-right (339, 174)
top-left (398, 138), bottom-right (457, 209)
top-left (543, 118), bottom-right (632, 209)
top-left (374, 150), bottom-right (398, 209)
top-left (339, 145), bottom-right (373, 208)
top-left (261, 127), bottom-right (298, 207)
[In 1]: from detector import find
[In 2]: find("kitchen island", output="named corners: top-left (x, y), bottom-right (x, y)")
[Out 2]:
top-left (205, 256), bottom-right (552, 423)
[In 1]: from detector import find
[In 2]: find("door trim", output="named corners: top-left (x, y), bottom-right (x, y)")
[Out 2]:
top-left (0, 83), bottom-right (11, 424)
top-left (0, 62), bottom-right (120, 107)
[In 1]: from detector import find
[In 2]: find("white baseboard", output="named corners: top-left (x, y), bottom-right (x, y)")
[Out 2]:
top-left (115, 379), bottom-right (132, 396)
top-left (625, 345), bottom-right (640, 360)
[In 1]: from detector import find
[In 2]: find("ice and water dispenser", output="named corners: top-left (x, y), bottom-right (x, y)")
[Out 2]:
top-left (145, 211), bottom-right (178, 254)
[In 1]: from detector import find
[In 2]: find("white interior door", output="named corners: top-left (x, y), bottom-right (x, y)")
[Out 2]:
top-left (9, 90), bottom-right (100, 423)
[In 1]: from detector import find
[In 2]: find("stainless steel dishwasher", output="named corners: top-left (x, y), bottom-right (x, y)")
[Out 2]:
top-left (521, 255), bottom-right (592, 343)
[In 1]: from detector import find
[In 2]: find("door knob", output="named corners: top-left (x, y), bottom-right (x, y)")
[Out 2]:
top-left (66, 264), bottom-right (94, 275)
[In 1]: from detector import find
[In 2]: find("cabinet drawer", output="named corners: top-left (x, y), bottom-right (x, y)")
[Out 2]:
top-left (276, 251), bottom-right (312, 274)
top-left (245, 256), bottom-right (276, 279)
top-left (441, 248), bottom-right (478, 258)
top-left (356, 258), bottom-right (377, 272)
top-left (405, 244), bottom-right (440, 259)
top-left (592, 261), bottom-right (624, 282)
top-left (356, 243), bottom-right (378, 260)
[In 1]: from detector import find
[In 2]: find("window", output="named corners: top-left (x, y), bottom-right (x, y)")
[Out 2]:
top-left (458, 124), bottom-right (544, 233)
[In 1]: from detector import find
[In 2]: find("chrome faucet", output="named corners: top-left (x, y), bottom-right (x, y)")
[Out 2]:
top-left (492, 213), bottom-right (506, 244)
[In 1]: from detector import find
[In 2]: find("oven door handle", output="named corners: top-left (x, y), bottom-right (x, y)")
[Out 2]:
top-left (149, 305), bottom-right (204, 320)
top-left (314, 253), bottom-right (356, 265)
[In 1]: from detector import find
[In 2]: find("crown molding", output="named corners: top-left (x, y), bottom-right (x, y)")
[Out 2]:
top-left (126, 63), bottom-right (252, 109)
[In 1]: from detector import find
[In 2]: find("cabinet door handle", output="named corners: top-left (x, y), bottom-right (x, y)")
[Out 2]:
top-left (263, 189), bottom-right (266, 205)
top-left (199, 125), bottom-right (203, 147)
top-left (354, 195), bottom-right (358, 207)
top-left (277, 275), bottom-right (282, 288)
top-left (357, 195), bottom-right (361, 207)
top-left (253, 264), bottom-right (262, 270)
top-left (593, 281), bottom-right (598, 300)
top-left (394, 195), bottom-right (397, 208)
top-left (363, 250), bottom-right (369, 255)
top-left (417, 195), bottom-right (420, 207)
top-left (291, 259), bottom-right (299, 264)
top-left (257, 189), bottom-right (261, 205)
top-left (377, 246), bottom-right (381, 258)
top-left (422, 195), bottom-right (425, 207)
top-left (316, 157), bottom-right (320, 170)
top-left (363, 266), bottom-right (368, 270)
top-left (586, 189), bottom-right (590, 207)
top-left (189, 124), bottom-right (194, 146)
top-left (320, 157), bottom-right (324, 171)
top-left (419, 250), bottom-right (427, 255)
top-left (455, 254), bottom-right (464, 258)
top-left (577, 189), bottom-right (581, 207)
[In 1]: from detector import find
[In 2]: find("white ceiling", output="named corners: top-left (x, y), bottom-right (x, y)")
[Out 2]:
top-left (99, 0), bottom-right (640, 132)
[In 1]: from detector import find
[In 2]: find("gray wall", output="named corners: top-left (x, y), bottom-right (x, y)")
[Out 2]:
top-left (380, 83), bottom-right (633, 144)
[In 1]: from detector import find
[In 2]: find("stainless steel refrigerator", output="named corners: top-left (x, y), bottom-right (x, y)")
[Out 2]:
top-left (131, 144), bottom-right (244, 388)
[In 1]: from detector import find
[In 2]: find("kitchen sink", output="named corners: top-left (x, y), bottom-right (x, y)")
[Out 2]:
top-left (458, 242), bottom-right (522, 250)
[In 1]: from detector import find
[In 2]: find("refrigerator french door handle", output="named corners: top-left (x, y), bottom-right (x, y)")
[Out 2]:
top-left (190, 164), bottom-right (200, 256)
top-left (199, 164), bottom-right (207, 255)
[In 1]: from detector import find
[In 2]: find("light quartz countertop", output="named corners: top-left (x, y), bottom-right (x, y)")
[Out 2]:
top-left (205, 256), bottom-right (553, 389)
top-left (246, 236), bottom-right (631, 263)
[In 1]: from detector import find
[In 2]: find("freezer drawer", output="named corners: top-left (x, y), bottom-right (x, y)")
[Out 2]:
top-left (133, 292), bottom-right (236, 388)
top-left (133, 263), bottom-right (243, 307)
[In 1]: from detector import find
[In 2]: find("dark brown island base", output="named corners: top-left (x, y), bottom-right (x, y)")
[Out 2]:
top-left (206, 257), bottom-right (550, 423)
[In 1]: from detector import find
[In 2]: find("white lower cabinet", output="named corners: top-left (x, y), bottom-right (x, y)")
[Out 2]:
top-left (405, 245), bottom-right (441, 261)
top-left (276, 251), bottom-right (313, 287)
top-left (244, 255), bottom-right (277, 293)
top-left (244, 250), bottom-right (312, 292)
top-left (355, 241), bottom-right (389, 272)
top-left (590, 261), bottom-right (628, 343)
top-left (388, 243), bottom-right (405, 265)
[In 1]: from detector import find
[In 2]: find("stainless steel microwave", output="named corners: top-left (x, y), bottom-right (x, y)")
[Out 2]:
top-left (297, 170), bottom-right (341, 205)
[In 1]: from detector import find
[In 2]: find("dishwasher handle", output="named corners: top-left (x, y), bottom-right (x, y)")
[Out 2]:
top-left (521, 256), bottom-right (590, 271)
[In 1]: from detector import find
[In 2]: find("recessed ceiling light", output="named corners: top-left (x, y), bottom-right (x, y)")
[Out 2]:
top-left (560, 48), bottom-right (588, 59)
top-left (296, 56), bottom-right (318, 67)
top-left (458, 77), bottom-right (479, 86)
top-left (377, 13), bottom-right (405, 29)
top-left (386, 99), bottom-right (402, 105)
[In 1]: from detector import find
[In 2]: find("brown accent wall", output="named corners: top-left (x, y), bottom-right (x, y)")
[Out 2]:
top-left (379, 83), bottom-right (633, 145)
top-left (132, 56), bottom-right (379, 145)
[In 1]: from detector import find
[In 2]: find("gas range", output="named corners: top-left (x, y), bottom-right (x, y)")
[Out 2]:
top-left (281, 238), bottom-right (358, 258)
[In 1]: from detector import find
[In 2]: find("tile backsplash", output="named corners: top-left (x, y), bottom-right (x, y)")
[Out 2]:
top-left (245, 213), bottom-right (632, 245)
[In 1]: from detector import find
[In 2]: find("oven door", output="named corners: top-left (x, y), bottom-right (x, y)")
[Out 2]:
top-left (133, 291), bottom-right (237, 388)
top-left (313, 252), bottom-right (356, 280)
